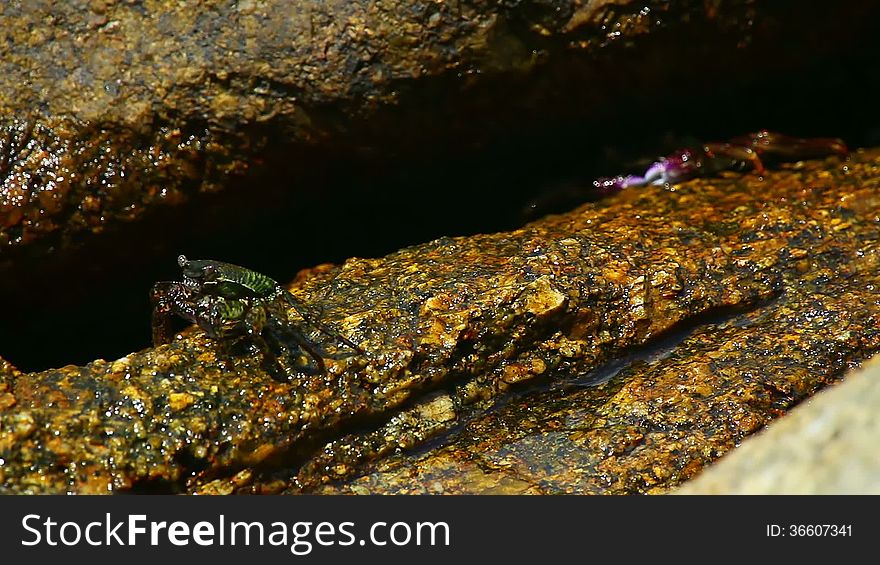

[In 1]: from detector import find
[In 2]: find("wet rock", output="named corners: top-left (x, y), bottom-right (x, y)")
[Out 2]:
top-left (0, 357), bottom-right (18, 415)
top-left (308, 273), bottom-right (880, 494)
top-left (1, 0), bottom-right (876, 264)
top-left (2, 145), bottom-right (877, 494)
top-left (674, 356), bottom-right (880, 495)
top-left (0, 356), bottom-right (18, 378)
top-left (0, 115), bottom-right (236, 259)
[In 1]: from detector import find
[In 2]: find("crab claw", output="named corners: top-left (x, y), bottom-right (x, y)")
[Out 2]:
top-left (150, 282), bottom-right (181, 345)
top-left (730, 131), bottom-right (849, 159)
top-left (703, 142), bottom-right (765, 174)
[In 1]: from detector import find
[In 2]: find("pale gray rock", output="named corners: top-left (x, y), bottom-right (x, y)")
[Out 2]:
top-left (676, 358), bottom-right (880, 495)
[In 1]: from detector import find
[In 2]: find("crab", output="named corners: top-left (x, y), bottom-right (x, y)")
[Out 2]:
top-left (150, 255), bottom-right (363, 377)
top-left (593, 131), bottom-right (849, 194)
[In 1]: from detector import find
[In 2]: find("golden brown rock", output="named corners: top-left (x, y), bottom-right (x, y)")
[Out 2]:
top-left (4, 146), bottom-right (878, 494)
top-left (2, 0), bottom-right (875, 265)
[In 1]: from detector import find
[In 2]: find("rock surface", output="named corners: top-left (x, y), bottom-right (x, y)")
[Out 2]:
top-left (5, 0), bottom-right (880, 376)
top-left (1, 0), bottom-right (876, 264)
top-left (4, 146), bottom-right (879, 494)
top-left (674, 357), bottom-right (880, 495)
top-left (307, 269), bottom-right (880, 494)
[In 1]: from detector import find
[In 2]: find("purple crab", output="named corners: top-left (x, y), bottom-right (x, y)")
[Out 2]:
top-left (593, 131), bottom-right (849, 195)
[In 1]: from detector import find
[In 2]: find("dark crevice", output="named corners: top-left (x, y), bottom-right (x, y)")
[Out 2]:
top-left (2, 11), bottom-right (880, 372)
top-left (558, 295), bottom-right (785, 389)
top-left (366, 295), bottom-right (787, 476)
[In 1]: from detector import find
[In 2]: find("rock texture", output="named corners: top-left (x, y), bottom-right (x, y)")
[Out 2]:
top-left (675, 357), bottom-right (880, 495)
top-left (4, 147), bottom-right (879, 494)
top-left (307, 268), bottom-right (880, 494)
top-left (1, 0), bottom-right (876, 264)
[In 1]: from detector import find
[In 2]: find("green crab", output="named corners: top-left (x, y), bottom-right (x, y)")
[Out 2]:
top-left (150, 255), bottom-right (363, 376)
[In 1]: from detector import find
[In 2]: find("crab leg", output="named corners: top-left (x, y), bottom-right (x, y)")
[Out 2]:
top-left (593, 131), bottom-right (849, 198)
top-left (279, 292), bottom-right (364, 354)
top-left (150, 282), bottom-right (196, 345)
top-left (729, 131), bottom-right (849, 159)
top-left (262, 314), bottom-right (327, 375)
top-left (703, 142), bottom-right (765, 174)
